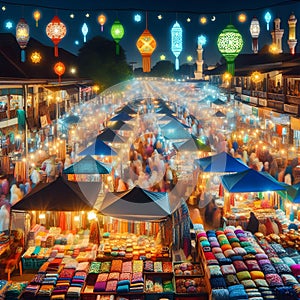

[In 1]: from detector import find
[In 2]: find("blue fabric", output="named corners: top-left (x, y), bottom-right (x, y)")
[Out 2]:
top-left (212, 288), bottom-right (230, 300)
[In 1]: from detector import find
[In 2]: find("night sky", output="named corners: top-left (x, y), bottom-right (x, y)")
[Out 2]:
top-left (2, 0), bottom-right (300, 67)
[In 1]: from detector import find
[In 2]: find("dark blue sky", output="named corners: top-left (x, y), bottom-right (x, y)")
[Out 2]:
top-left (2, 0), bottom-right (300, 67)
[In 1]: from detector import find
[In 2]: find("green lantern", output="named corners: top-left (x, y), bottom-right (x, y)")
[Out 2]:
top-left (110, 19), bottom-right (125, 55)
top-left (217, 24), bottom-right (243, 76)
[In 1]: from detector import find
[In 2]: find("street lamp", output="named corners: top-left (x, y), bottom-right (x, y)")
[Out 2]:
top-left (251, 71), bottom-right (263, 104)
top-left (222, 71), bottom-right (232, 87)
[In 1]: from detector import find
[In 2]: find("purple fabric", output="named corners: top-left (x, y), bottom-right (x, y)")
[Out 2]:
top-left (93, 281), bottom-right (106, 292)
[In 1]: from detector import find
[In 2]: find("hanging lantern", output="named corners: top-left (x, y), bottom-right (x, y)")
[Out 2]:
top-left (217, 24), bottom-right (243, 76)
top-left (98, 14), bottom-right (106, 32)
top-left (136, 28), bottom-right (157, 73)
top-left (31, 51), bottom-right (42, 63)
top-left (110, 19), bottom-right (125, 55)
top-left (33, 10), bottom-right (41, 27)
top-left (265, 11), bottom-right (272, 31)
top-left (46, 15), bottom-right (67, 57)
top-left (82, 23), bottom-right (88, 43)
top-left (250, 16), bottom-right (260, 54)
top-left (54, 61), bottom-right (65, 83)
top-left (16, 18), bottom-right (30, 63)
top-left (171, 21), bottom-right (183, 70)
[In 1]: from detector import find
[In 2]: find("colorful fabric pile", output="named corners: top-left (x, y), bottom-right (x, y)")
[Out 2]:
top-left (198, 226), bottom-right (300, 299)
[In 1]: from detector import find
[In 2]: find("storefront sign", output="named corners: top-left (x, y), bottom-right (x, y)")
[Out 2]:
top-left (241, 94), bottom-right (250, 102)
top-left (249, 96), bottom-right (257, 104)
top-left (259, 98), bottom-right (268, 106)
top-left (252, 107), bottom-right (258, 116)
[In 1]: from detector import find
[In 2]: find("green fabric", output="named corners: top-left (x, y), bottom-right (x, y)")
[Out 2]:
top-left (17, 109), bottom-right (26, 131)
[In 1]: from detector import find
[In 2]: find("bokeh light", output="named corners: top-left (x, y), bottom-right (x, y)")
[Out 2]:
top-left (238, 13), bottom-right (247, 23)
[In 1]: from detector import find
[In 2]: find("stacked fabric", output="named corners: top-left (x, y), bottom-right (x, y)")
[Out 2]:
top-left (42, 273), bottom-right (59, 286)
top-left (51, 267), bottom-right (75, 296)
top-left (66, 269), bottom-right (86, 298)
top-left (130, 272), bottom-right (144, 293)
top-left (117, 279), bottom-right (130, 293)
top-left (93, 273), bottom-right (108, 292)
top-left (46, 258), bottom-right (63, 273)
top-left (86, 261), bottom-right (101, 285)
top-left (256, 236), bottom-right (300, 298)
top-left (30, 273), bottom-right (45, 285)
top-left (5, 281), bottom-right (27, 300)
top-left (36, 284), bottom-right (54, 297)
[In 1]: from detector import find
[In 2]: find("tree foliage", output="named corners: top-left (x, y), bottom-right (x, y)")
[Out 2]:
top-left (150, 60), bottom-right (174, 78)
top-left (78, 36), bottom-right (132, 91)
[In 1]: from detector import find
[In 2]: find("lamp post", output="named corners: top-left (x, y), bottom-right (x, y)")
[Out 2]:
top-left (251, 71), bottom-right (263, 105)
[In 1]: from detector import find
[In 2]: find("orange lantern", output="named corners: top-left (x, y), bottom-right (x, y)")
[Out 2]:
top-left (98, 14), bottom-right (106, 31)
top-left (46, 15), bottom-right (67, 57)
top-left (33, 10), bottom-right (41, 27)
top-left (136, 29), bottom-right (156, 73)
top-left (54, 61), bottom-right (65, 82)
top-left (31, 51), bottom-right (42, 63)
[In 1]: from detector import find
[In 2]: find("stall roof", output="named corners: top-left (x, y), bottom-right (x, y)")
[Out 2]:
top-left (11, 176), bottom-right (101, 211)
top-left (221, 169), bottom-right (286, 193)
top-left (195, 151), bottom-right (249, 173)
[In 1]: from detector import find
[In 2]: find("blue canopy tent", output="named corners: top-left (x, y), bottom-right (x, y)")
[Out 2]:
top-left (115, 104), bottom-right (136, 115)
top-left (160, 120), bottom-right (191, 140)
top-left (96, 128), bottom-right (125, 144)
top-left (212, 98), bottom-right (227, 106)
top-left (156, 106), bottom-right (176, 115)
top-left (107, 120), bottom-right (133, 131)
top-left (288, 183), bottom-right (300, 204)
top-left (221, 169), bottom-right (286, 193)
top-left (158, 115), bottom-right (190, 128)
top-left (63, 155), bottom-right (111, 175)
top-left (110, 112), bottom-right (133, 122)
top-left (213, 110), bottom-right (226, 118)
top-left (173, 135), bottom-right (211, 152)
top-left (78, 139), bottom-right (118, 156)
top-left (195, 151), bottom-right (249, 173)
top-left (98, 186), bottom-right (173, 221)
top-left (201, 95), bottom-right (215, 102)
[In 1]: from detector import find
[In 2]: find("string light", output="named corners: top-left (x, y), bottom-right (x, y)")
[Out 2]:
top-left (0, 1), bottom-right (288, 15)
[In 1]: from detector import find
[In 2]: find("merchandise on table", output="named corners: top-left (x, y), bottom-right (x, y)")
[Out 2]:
top-left (197, 226), bottom-right (300, 299)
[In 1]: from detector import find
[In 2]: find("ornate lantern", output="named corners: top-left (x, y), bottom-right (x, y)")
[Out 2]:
top-left (217, 24), bottom-right (243, 76)
top-left (136, 29), bottom-right (156, 73)
top-left (110, 19), bottom-right (125, 55)
top-left (16, 18), bottom-right (30, 62)
top-left (171, 21), bottom-right (183, 70)
top-left (250, 17), bottom-right (260, 53)
top-left (98, 14), bottom-right (106, 32)
top-left (31, 51), bottom-right (42, 63)
top-left (54, 61), bottom-right (65, 83)
top-left (33, 10), bottom-right (41, 27)
top-left (46, 15), bottom-right (67, 57)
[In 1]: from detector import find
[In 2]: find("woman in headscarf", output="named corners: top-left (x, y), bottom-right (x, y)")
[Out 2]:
top-left (246, 212), bottom-right (259, 234)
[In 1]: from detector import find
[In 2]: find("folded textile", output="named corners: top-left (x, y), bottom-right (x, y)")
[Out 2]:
top-left (93, 281), bottom-right (106, 292)
top-left (117, 284), bottom-right (130, 293)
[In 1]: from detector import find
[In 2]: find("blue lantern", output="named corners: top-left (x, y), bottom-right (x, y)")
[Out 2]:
top-left (171, 21), bottom-right (183, 70)
top-left (265, 11), bottom-right (271, 31)
top-left (82, 23), bottom-right (88, 43)
top-left (198, 34), bottom-right (207, 46)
